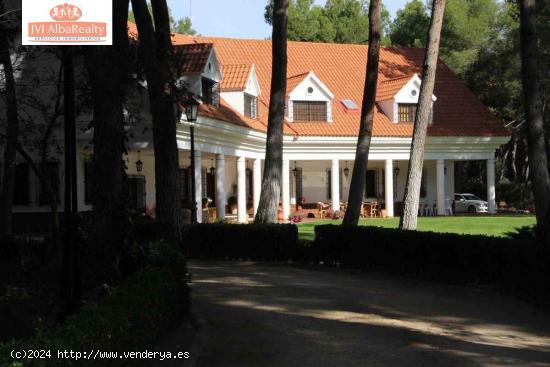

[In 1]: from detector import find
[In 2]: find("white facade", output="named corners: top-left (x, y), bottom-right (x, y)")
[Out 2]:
top-left (5, 44), bottom-right (508, 228)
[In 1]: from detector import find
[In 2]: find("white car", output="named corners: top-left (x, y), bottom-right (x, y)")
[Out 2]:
top-left (453, 193), bottom-right (489, 214)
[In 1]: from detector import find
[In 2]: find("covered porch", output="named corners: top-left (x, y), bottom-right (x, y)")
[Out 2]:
top-left (122, 120), bottom-right (504, 223)
top-left (126, 149), bottom-right (497, 223)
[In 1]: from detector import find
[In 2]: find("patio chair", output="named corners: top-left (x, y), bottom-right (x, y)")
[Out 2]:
top-left (369, 202), bottom-right (379, 217)
top-left (360, 203), bottom-right (367, 218)
top-left (340, 202), bottom-right (347, 214)
top-left (445, 199), bottom-right (454, 216)
top-left (423, 203), bottom-right (434, 216)
top-left (317, 202), bottom-right (329, 219)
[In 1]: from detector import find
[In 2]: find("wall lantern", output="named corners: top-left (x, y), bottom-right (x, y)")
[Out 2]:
top-left (293, 162), bottom-right (299, 177)
top-left (135, 150), bottom-right (144, 173)
top-left (394, 166), bottom-right (400, 177)
top-left (343, 161), bottom-right (350, 177)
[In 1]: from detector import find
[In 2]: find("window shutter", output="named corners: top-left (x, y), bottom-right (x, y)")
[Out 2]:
top-left (244, 94), bottom-right (258, 119)
top-left (326, 169), bottom-right (331, 200)
top-left (295, 168), bottom-right (303, 202)
top-left (289, 168), bottom-right (294, 202)
top-left (253, 96), bottom-right (258, 119)
top-left (13, 163), bottom-right (30, 206)
top-left (179, 167), bottom-right (191, 204)
top-left (201, 167), bottom-right (207, 199)
top-left (246, 168), bottom-right (253, 200)
top-left (127, 176), bottom-right (146, 211)
top-left (420, 168), bottom-right (427, 198)
top-left (212, 81), bottom-right (220, 108)
top-left (339, 168), bottom-right (343, 199)
top-left (84, 160), bottom-right (93, 204)
top-left (365, 170), bottom-right (376, 198)
top-left (206, 170), bottom-right (216, 201)
top-left (135, 176), bottom-right (146, 210)
top-left (397, 103), bottom-right (417, 122)
top-left (201, 78), bottom-right (220, 108)
top-left (378, 169), bottom-right (385, 198)
top-left (293, 101), bottom-right (328, 122)
top-left (38, 162), bottom-right (60, 206)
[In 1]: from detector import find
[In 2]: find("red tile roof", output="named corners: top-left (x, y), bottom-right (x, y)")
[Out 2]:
top-left (173, 43), bottom-right (213, 74)
top-left (128, 22), bottom-right (508, 138)
top-left (286, 72), bottom-right (310, 97)
top-left (376, 74), bottom-right (414, 101)
top-left (220, 64), bottom-right (252, 91)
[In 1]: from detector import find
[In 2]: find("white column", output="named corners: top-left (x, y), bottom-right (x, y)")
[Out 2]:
top-left (436, 159), bottom-right (445, 216)
top-left (194, 150), bottom-right (203, 223)
top-left (237, 156), bottom-right (247, 223)
top-left (487, 157), bottom-right (496, 214)
top-left (215, 154), bottom-right (225, 220)
top-left (253, 159), bottom-right (262, 215)
top-left (331, 159), bottom-right (340, 212)
top-left (385, 159), bottom-right (394, 217)
top-left (282, 158), bottom-right (290, 220)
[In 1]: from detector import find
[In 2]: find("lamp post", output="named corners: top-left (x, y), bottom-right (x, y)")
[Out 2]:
top-left (185, 99), bottom-right (200, 223)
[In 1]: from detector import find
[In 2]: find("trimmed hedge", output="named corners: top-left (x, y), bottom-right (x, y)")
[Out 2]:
top-left (0, 241), bottom-right (190, 367)
top-left (0, 236), bottom-right (57, 266)
top-left (314, 225), bottom-right (550, 309)
top-left (181, 223), bottom-right (304, 261)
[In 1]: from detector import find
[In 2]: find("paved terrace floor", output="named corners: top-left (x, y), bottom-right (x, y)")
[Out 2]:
top-left (190, 261), bottom-right (550, 367)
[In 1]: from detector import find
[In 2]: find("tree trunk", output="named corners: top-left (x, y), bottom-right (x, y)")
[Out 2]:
top-left (84, 0), bottom-right (129, 246)
top-left (399, 0), bottom-right (446, 230)
top-left (518, 0), bottom-right (550, 235)
top-left (132, 0), bottom-right (182, 238)
top-left (0, 9), bottom-right (19, 236)
top-left (254, 0), bottom-right (289, 224)
top-left (342, 0), bottom-right (382, 226)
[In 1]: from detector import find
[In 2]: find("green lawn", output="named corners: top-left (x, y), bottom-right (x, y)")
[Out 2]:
top-left (296, 215), bottom-right (536, 241)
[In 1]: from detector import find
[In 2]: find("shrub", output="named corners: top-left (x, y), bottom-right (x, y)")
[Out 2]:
top-left (313, 225), bottom-right (550, 310)
top-left (130, 216), bottom-right (174, 244)
top-left (0, 241), bottom-right (189, 367)
top-left (0, 236), bottom-right (57, 266)
top-left (181, 223), bottom-right (301, 261)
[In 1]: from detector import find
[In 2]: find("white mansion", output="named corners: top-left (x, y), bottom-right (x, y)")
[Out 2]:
top-left (8, 24), bottom-right (510, 228)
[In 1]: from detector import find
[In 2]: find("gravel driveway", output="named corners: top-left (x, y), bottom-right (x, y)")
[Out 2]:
top-left (190, 261), bottom-right (550, 367)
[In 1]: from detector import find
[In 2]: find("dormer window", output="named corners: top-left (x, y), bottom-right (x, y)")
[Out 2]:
top-left (202, 77), bottom-right (220, 107)
top-left (244, 93), bottom-right (258, 119)
top-left (220, 64), bottom-right (261, 118)
top-left (376, 74), bottom-right (437, 124)
top-left (293, 101), bottom-right (327, 122)
top-left (286, 71), bottom-right (334, 123)
top-left (397, 103), bottom-right (417, 122)
top-left (173, 43), bottom-right (222, 112)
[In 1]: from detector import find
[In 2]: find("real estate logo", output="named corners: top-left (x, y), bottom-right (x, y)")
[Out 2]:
top-left (22, 0), bottom-right (112, 45)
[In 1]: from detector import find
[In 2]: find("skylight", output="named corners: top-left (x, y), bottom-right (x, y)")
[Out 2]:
top-left (341, 99), bottom-right (359, 110)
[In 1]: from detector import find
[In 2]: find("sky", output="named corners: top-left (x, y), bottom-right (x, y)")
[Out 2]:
top-left (166, 0), bottom-right (410, 39)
